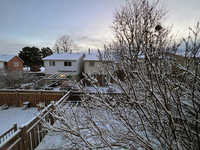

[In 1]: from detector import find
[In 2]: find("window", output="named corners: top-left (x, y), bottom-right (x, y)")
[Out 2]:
top-left (64, 62), bottom-right (72, 66)
top-left (91, 74), bottom-right (96, 78)
top-left (103, 74), bottom-right (110, 84)
top-left (89, 61), bottom-right (94, 67)
top-left (49, 61), bottom-right (55, 66)
top-left (14, 62), bottom-right (19, 67)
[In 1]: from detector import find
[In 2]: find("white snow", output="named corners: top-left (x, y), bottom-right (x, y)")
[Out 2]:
top-left (42, 52), bottom-right (84, 61)
top-left (83, 53), bottom-right (99, 61)
top-left (0, 107), bottom-right (38, 135)
top-left (40, 67), bottom-right (45, 73)
top-left (35, 132), bottom-right (65, 150)
top-left (0, 54), bottom-right (15, 62)
top-left (23, 66), bottom-right (45, 73)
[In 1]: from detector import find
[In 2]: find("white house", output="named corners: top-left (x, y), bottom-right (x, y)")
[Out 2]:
top-left (42, 52), bottom-right (85, 82)
top-left (83, 53), bottom-right (114, 86)
top-left (0, 59), bottom-right (4, 68)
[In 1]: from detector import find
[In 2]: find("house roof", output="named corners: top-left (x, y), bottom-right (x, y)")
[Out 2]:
top-left (84, 53), bottom-right (116, 62)
top-left (0, 54), bottom-right (15, 62)
top-left (83, 54), bottom-right (100, 61)
top-left (42, 52), bottom-right (85, 61)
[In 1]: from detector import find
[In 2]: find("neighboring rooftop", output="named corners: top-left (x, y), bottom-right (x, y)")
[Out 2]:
top-left (42, 52), bottom-right (85, 61)
top-left (84, 53), bottom-right (117, 62)
top-left (84, 53), bottom-right (100, 61)
top-left (0, 54), bottom-right (15, 62)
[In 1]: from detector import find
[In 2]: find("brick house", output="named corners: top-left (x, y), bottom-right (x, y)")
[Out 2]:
top-left (0, 54), bottom-right (23, 71)
top-left (84, 53), bottom-right (114, 86)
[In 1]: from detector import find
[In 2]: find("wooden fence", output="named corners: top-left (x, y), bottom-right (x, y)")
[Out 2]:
top-left (0, 90), bottom-right (68, 107)
top-left (0, 91), bottom-right (71, 150)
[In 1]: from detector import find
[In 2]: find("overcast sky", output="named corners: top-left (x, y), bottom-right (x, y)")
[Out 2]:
top-left (0, 0), bottom-right (199, 54)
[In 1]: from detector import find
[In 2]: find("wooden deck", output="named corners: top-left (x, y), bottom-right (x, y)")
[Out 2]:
top-left (0, 91), bottom-right (71, 150)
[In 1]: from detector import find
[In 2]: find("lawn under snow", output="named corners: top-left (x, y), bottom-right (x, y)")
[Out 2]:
top-left (0, 107), bottom-right (38, 135)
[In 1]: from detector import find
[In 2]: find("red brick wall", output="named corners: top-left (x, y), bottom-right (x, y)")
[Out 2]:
top-left (7, 56), bottom-right (23, 71)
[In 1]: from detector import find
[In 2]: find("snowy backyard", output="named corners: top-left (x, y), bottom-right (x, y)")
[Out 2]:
top-left (0, 107), bottom-right (38, 135)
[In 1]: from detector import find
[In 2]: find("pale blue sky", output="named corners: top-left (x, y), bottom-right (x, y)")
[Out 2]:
top-left (0, 0), bottom-right (199, 54)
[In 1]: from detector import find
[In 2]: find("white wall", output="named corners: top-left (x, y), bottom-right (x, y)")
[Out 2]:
top-left (44, 60), bottom-right (77, 75)
top-left (44, 54), bottom-right (85, 75)
top-left (84, 61), bottom-right (106, 74)
top-left (0, 61), bottom-right (4, 68)
top-left (76, 54), bottom-right (85, 74)
top-left (84, 61), bottom-right (114, 75)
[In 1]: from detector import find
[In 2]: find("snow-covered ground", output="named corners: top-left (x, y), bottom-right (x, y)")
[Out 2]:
top-left (0, 107), bottom-right (38, 135)
top-left (35, 132), bottom-right (65, 150)
top-left (23, 66), bottom-right (45, 73)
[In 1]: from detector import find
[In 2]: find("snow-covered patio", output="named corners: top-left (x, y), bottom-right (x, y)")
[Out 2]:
top-left (35, 131), bottom-right (65, 150)
top-left (0, 107), bottom-right (38, 135)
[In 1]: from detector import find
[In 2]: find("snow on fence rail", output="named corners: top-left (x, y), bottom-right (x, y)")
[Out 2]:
top-left (0, 91), bottom-right (71, 150)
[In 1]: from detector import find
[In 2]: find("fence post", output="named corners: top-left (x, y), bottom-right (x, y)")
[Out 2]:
top-left (15, 89), bottom-right (19, 107)
top-left (13, 123), bottom-right (17, 132)
top-left (50, 101), bottom-right (55, 125)
top-left (19, 125), bottom-right (28, 150)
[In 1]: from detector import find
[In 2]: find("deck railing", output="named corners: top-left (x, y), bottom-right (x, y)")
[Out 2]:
top-left (0, 123), bottom-right (17, 145)
top-left (0, 90), bottom-right (71, 150)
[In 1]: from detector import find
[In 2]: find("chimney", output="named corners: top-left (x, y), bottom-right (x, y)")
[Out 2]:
top-left (88, 48), bottom-right (90, 54)
top-left (57, 47), bottom-right (59, 54)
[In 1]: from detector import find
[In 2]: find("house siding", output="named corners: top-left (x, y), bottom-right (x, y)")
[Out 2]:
top-left (44, 60), bottom-right (77, 75)
top-left (0, 61), bottom-right (4, 68)
top-left (76, 54), bottom-right (85, 74)
top-left (84, 60), bottom-right (114, 86)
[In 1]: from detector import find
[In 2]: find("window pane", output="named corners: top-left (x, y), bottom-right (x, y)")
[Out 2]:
top-left (89, 61), bottom-right (94, 66)
top-left (103, 74), bottom-right (110, 84)
top-left (68, 62), bottom-right (71, 66)
top-left (91, 74), bottom-right (96, 78)
top-left (49, 61), bottom-right (55, 66)
top-left (64, 62), bottom-right (71, 66)
top-left (14, 62), bottom-right (19, 67)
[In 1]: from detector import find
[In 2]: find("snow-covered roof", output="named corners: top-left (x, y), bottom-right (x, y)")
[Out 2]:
top-left (84, 54), bottom-right (100, 61)
top-left (84, 53), bottom-right (116, 62)
top-left (42, 52), bottom-right (85, 61)
top-left (0, 59), bottom-right (4, 62)
top-left (0, 54), bottom-right (15, 62)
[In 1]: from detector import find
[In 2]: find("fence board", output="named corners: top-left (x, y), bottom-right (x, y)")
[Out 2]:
top-left (0, 90), bottom-right (67, 107)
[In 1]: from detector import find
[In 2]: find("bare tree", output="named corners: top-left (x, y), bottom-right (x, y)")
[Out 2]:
top-left (53, 35), bottom-right (77, 53)
top-left (0, 68), bottom-right (24, 89)
top-left (38, 0), bottom-right (200, 149)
